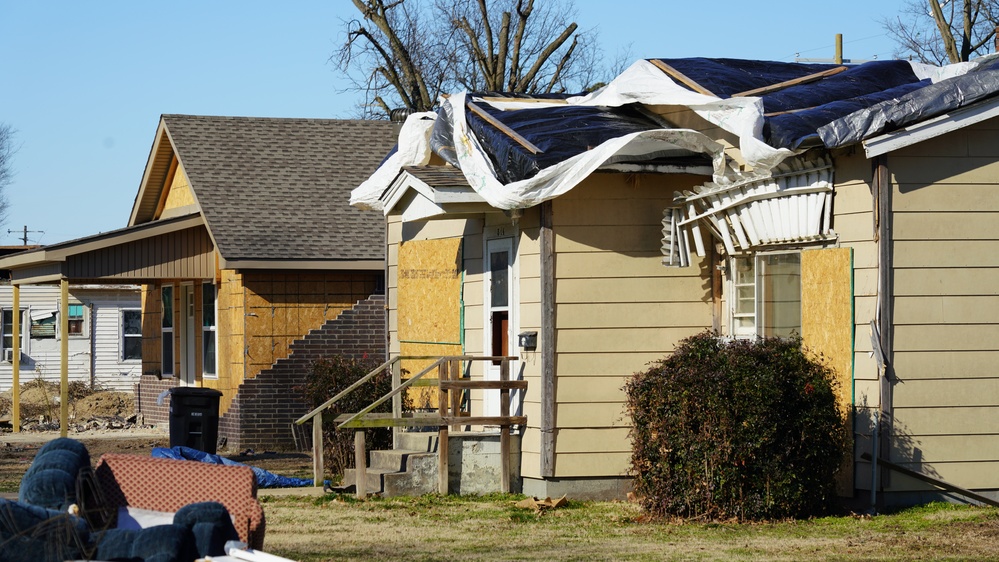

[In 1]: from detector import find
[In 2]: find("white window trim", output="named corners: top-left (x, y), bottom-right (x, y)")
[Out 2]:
top-left (120, 308), bottom-right (142, 363)
top-left (728, 250), bottom-right (802, 339)
top-left (57, 301), bottom-right (89, 340)
top-left (202, 282), bottom-right (218, 379)
top-left (2, 308), bottom-right (29, 359)
top-left (161, 285), bottom-right (175, 377)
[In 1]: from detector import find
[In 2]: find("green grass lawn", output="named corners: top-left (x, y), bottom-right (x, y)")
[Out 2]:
top-left (260, 494), bottom-right (999, 561)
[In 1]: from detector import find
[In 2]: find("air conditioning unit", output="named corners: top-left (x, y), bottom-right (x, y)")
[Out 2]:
top-left (3, 349), bottom-right (14, 363)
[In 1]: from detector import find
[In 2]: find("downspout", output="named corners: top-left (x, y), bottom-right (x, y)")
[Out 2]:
top-left (540, 200), bottom-right (556, 478)
top-left (872, 155), bottom-right (895, 511)
top-left (88, 303), bottom-right (96, 388)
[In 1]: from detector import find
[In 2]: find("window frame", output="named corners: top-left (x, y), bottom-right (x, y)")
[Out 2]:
top-left (120, 308), bottom-right (142, 362)
top-left (161, 284), bottom-right (174, 377)
top-left (201, 282), bottom-right (217, 379)
top-left (728, 250), bottom-right (802, 339)
top-left (65, 303), bottom-right (87, 338)
top-left (1, 308), bottom-right (29, 359)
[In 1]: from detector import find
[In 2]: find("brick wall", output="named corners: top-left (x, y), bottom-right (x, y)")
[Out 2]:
top-left (218, 294), bottom-right (387, 452)
top-left (135, 375), bottom-right (180, 427)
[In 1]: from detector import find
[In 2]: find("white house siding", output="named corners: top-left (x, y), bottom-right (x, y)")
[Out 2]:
top-left (0, 284), bottom-right (141, 393)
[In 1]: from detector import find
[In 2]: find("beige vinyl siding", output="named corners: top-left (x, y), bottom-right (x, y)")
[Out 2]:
top-left (829, 150), bottom-right (879, 489)
top-left (550, 173), bottom-right (712, 479)
top-left (886, 118), bottom-right (999, 493)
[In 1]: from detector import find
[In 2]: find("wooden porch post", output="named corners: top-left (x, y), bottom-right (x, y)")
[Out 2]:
top-left (391, 359), bottom-right (401, 449)
top-left (312, 411), bottom-right (324, 487)
top-left (11, 284), bottom-right (19, 433)
top-left (354, 429), bottom-right (366, 499)
top-left (60, 278), bottom-right (69, 438)
top-left (500, 358), bottom-right (511, 494)
top-left (438, 360), bottom-right (449, 495)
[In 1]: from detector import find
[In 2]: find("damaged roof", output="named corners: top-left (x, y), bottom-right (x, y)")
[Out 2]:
top-left (352, 54), bottom-right (999, 214)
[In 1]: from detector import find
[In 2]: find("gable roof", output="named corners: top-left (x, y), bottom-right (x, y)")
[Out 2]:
top-left (135, 115), bottom-right (398, 266)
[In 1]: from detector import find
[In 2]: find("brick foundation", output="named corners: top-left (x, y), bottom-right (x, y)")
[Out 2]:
top-left (218, 294), bottom-right (387, 452)
top-left (135, 375), bottom-right (180, 428)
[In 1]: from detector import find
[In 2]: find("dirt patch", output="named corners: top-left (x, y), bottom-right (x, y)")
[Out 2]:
top-left (73, 391), bottom-right (135, 420)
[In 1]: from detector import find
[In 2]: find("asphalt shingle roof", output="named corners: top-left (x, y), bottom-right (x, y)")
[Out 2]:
top-left (161, 115), bottom-right (397, 262)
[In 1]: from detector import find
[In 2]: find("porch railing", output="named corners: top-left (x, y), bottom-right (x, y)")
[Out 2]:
top-left (295, 355), bottom-right (526, 498)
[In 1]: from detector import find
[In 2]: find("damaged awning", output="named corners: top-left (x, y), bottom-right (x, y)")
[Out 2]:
top-left (664, 155), bottom-right (834, 266)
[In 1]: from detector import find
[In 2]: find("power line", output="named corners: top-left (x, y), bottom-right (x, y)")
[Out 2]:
top-left (7, 225), bottom-right (43, 246)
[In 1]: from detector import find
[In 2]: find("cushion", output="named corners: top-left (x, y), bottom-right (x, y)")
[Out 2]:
top-left (116, 506), bottom-right (176, 530)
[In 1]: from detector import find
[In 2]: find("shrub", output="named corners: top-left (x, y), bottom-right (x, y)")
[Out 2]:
top-left (625, 331), bottom-right (848, 521)
top-left (299, 355), bottom-right (404, 482)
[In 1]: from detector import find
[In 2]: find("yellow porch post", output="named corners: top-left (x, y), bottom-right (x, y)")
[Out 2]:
top-left (11, 284), bottom-right (19, 433)
top-left (60, 278), bottom-right (68, 437)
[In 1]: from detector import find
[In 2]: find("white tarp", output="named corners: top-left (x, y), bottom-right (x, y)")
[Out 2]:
top-left (350, 58), bottom-right (985, 216)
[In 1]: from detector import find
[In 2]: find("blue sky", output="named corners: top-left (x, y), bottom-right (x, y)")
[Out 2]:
top-left (1, 1), bottom-right (904, 245)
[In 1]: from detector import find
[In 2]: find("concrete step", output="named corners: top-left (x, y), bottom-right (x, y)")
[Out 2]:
top-left (396, 431), bottom-right (438, 452)
top-left (369, 449), bottom-right (423, 471)
top-left (343, 466), bottom-right (397, 494)
top-left (382, 452), bottom-right (438, 497)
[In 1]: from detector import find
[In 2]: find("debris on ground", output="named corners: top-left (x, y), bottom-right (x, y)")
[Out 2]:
top-left (515, 495), bottom-right (569, 511)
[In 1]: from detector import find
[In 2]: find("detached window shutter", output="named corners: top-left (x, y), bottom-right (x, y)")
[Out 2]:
top-left (661, 207), bottom-right (691, 267)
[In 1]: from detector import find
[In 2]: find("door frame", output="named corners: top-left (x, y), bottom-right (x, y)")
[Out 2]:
top-left (483, 233), bottom-right (518, 418)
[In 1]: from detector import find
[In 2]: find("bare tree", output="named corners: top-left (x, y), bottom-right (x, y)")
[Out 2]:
top-left (335, 0), bottom-right (602, 118)
top-left (0, 124), bottom-right (13, 227)
top-left (883, 0), bottom-right (999, 63)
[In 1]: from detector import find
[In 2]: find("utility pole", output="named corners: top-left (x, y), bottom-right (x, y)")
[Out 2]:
top-left (8, 225), bottom-right (43, 246)
top-left (796, 34), bottom-right (875, 64)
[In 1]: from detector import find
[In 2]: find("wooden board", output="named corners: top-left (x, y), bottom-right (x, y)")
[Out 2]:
top-left (163, 163), bottom-right (196, 211)
top-left (801, 248), bottom-right (854, 411)
top-left (800, 247), bottom-right (854, 492)
top-left (397, 238), bottom-right (464, 407)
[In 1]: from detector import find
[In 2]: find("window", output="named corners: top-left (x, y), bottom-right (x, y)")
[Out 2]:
top-left (121, 309), bottom-right (141, 361)
top-left (30, 311), bottom-right (56, 339)
top-left (202, 282), bottom-right (216, 378)
top-left (162, 285), bottom-right (174, 376)
top-left (729, 253), bottom-right (801, 338)
top-left (1, 309), bottom-right (27, 353)
top-left (67, 304), bottom-right (85, 336)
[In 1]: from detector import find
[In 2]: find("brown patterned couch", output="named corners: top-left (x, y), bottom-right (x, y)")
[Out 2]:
top-left (94, 453), bottom-right (266, 549)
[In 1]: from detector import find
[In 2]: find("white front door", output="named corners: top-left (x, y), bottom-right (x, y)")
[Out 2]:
top-left (484, 237), bottom-right (515, 418)
top-left (179, 285), bottom-right (197, 386)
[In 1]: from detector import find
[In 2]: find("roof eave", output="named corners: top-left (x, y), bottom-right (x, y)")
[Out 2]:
top-left (218, 258), bottom-right (385, 271)
top-left (863, 95), bottom-right (999, 158)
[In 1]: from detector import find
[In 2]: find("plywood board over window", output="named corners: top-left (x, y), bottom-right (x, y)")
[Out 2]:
top-left (397, 238), bottom-right (463, 408)
top-left (800, 246), bottom-right (854, 491)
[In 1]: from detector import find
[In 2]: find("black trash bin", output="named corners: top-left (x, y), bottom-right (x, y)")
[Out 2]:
top-left (168, 387), bottom-right (223, 454)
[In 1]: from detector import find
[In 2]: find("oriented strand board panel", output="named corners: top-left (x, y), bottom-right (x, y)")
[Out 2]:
top-left (163, 163), bottom-right (196, 211)
top-left (241, 272), bottom-right (378, 380)
top-left (215, 269), bottom-right (245, 415)
top-left (800, 247), bottom-right (853, 492)
top-left (397, 238), bottom-right (464, 406)
top-left (801, 248), bottom-right (854, 411)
